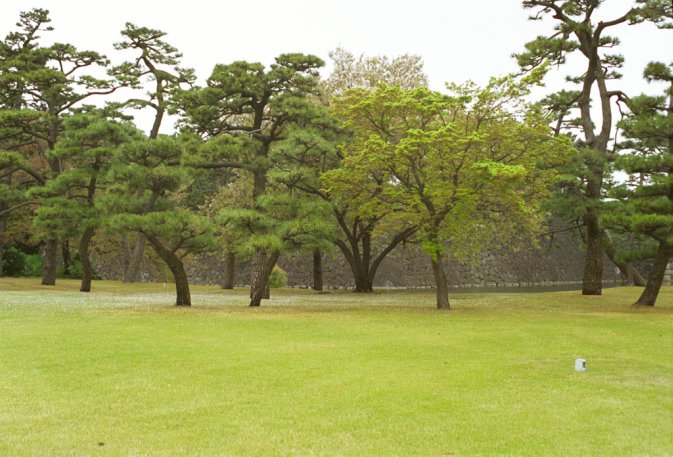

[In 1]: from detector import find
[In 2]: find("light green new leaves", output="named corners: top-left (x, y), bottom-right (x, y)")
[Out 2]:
top-left (325, 78), bottom-right (572, 262)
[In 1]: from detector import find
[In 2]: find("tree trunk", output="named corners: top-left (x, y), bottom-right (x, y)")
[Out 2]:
top-left (335, 219), bottom-right (416, 293)
top-left (635, 244), bottom-right (673, 307)
top-left (582, 210), bottom-right (603, 295)
top-left (430, 251), bottom-right (450, 310)
top-left (222, 251), bottom-right (236, 289)
top-left (0, 218), bottom-right (5, 277)
top-left (146, 235), bottom-right (191, 306)
top-left (622, 261), bottom-right (646, 287)
top-left (353, 273), bottom-right (374, 292)
top-left (603, 233), bottom-right (646, 287)
top-left (249, 249), bottom-right (280, 307)
top-left (312, 249), bottom-right (323, 291)
top-left (123, 235), bottom-right (146, 283)
top-left (61, 240), bottom-right (72, 276)
top-left (41, 237), bottom-right (57, 286)
top-left (79, 227), bottom-right (95, 293)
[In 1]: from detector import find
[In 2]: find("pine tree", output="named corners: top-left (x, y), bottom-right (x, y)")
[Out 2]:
top-left (176, 54), bottom-right (332, 306)
top-left (515, 0), bottom-right (673, 295)
top-left (31, 107), bottom-right (141, 291)
top-left (0, 8), bottom-right (123, 285)
top-left (605, 61), bottom-right (673, 306)
top-left (103, 137), bottom-right (216, 306)
top-left (112, 23), bottom-right (195, 283)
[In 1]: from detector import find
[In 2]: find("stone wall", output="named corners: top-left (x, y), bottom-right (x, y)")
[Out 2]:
top-left (92, 227), bottom-right (621, 288)
top-left (665, 262), bottom-right (673, 286)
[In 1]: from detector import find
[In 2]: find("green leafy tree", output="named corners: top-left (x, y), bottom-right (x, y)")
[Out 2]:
top-left (176, 53), bottom-right (333, 306)
top-left (103, 137), bottom-right (216, 306)
top-left (31, 107), bottom-right (141, 292)
top-left (285, 119), bottom-right (416, 293)
top-left (269, 114), bottom-right (344, 291)
top-left (113, 23), bottom-right (196, 283)
top-left (604, 61), bottom-right (673, 306)
top-left (537, 89), bottom-right (650, 285)
top-left (217, 182), bottom-right (334, 299)
top-left (516, 0), bottom-right (673, 296)
top-left (202, 172), bottom-right (254, 289)
top-left (325, 74), bottom-right (571, 309)
top-left (306, 50), bottom-right (430, 292)
top-left (0, 8), bottom-right (123, 285)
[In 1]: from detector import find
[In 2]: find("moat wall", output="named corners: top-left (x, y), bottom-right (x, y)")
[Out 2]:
top-left (93, 228), bottom-right (621, 288)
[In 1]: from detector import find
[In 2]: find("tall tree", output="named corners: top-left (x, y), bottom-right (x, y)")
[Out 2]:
top-left (310, 49), bottom-right (429, 292)
top-left (537, 89), bottom-right (647, 286)
top-left (270, 119), bottom-right (344, 291)
top-left (113, 23), bottom-right (195, 283)
top-left (0, 8), bottom-right (122, 285)
top-left (322, 47), bottom-right (428, 98)
top-left (605, 61), bottom-right (673, 306)
top-left (516, 0), bottom-right (673, 295)
top-left (103, 137), bottom-right (216, 306)
top-left (325, 74), bottom-right (571, 309)
top-left (288, 132), bottom-right (416, 293)
top-left (31, 108), bottom-right (140, 291)
top-left (177, 54), bottom-right (332, 306)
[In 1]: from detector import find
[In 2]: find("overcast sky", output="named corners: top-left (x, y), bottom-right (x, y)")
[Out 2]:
top-left (1, 0), bottom-right (671, 132)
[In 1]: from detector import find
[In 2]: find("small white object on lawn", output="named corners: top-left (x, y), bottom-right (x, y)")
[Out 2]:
top-left (575, 358), bottom-right (587, 372)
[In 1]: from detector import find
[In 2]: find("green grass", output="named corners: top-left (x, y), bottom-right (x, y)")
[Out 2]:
top-left (0, 278), bottom-right (671, 456)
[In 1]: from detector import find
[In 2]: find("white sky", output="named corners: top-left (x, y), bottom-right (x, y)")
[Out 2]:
top-left (1, 0), bottom-right (671, 133)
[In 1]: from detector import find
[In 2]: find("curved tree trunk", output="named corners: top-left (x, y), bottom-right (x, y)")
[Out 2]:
top-left (249, 249), bottom-right (280, 307)
top-left (123, 235), bottom-right (146, 283)
top-left (146, 235), bottom-right (191, 306)
top-left (635, 244), bottom-right (673, 307)
top-left (312, 249), bottom-right (323, 291)
top-left (41, 237), bottom-right (57, 286)
top-left (79, 227), bottom-right (95, 293)
top-left (429, 251), bottom-right (450, 310)
top-left (222, 251), bottom-right (236, 289)
top-left (582, 210), bottom-right (603, 295)
top-left (603, 234), bottom-right (646, 287)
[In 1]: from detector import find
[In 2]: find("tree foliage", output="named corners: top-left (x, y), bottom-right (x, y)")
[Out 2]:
top-left (0, 8), bottom-right (123, 285)
top-left (604, 61), bottom-right (673, 306)
top-left (103, 137), bottom-right (216, 306)
top-left (515, 0), bottom-right (672, 296)
top-left (325, 71), bottom-right (571, 308)
top-left (177, 54), bottom-right (336, 306)
top-left (31, 107), bottom-right (140, 291)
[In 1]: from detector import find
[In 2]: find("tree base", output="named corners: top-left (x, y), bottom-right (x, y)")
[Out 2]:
top-left (581, 289), bottom-right (602, 296)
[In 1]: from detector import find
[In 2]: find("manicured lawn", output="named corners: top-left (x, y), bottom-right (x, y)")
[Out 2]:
top-left (0, 278), bottom-right (671, 456)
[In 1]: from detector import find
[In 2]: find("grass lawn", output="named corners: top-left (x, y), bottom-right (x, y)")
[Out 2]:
top-left (0, 278), bottom-right (671, 456)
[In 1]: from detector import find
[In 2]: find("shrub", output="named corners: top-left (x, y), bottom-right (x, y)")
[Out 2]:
top-left (2, 246), bottom-right (26, 276)
top-left (24, 254), bottom-right (43, 277)
top-left (57, 260), bottom-right (100, 280)
top-left (268, 265), bottom-right (287, 288)
top-left (64, 260), bottom-right (84, 279)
